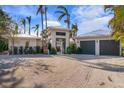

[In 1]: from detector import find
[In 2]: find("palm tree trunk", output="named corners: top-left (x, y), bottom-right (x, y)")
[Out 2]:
top-left (67, 14), bottom-right (70, 29)
top-left (41, 14), bottom-right (44, 31)
top-left (11, 39), bottom-right (14, 55)
top-left (37, 30), bottom-right (38, 37)
top-left (29, 23), bottom-right (30, 35)
top-left (24, 25), bottom-right (26, 34)
top-left (45, 6), bottom-right (48, 29)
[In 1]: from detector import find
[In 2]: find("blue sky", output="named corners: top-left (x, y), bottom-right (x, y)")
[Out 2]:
top-left (1, 5), bottom-right (113, 36)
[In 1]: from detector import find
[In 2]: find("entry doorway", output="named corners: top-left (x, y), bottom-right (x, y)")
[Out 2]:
top-left (56, 38), bottom-right (66, 54)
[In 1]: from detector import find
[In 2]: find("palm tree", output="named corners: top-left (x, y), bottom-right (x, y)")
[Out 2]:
top-left (104, 5), bottom-right (124, 40)
top-left (32, 24), bottom-right (39, 37)
top-left (71, 23), bottom-right (78, 43)
top-left (0, 7), bottom-right (11, 37)
top-left (44, 6), bottom-right (48, 29)
top-left (36, 5), bottom-right (45, 31)
top-left (20, 18), bottom-right (26, 34)
top-left (55, 5), bottom-right (70, 29)
top-left (26, 16), bottom-right (31, 35)
top-left (10, 23), bottom-right (18, 55)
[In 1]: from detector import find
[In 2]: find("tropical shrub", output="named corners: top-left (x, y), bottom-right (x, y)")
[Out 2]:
top-left (36, 46), bottom-right (41, 54)
top-left (48, 43), bottom-right (51, 51)
top-left (50, 47), bottom-right (57, 54)
top-left (66, 43), bottom-right (77, 54)
top-left (76, 47), bottom-right (82, 54)
top-left (24, 47), bottom-right (29, 54)
top-left (56, 46), bottom-right (60, 52)
top-left (0, 39), bottom-right (8, 52)
top-left (29, 47), bottom-right (33, 54)
top-left (19, 46), bottom-right (23, 54)
top-left (66, 47), bottom-right (72, 54)
top-left (14, 46), bottom-right (18, 55)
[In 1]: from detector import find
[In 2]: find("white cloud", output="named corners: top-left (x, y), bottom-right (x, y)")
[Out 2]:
top-left (43, 20), bottom-right (61, 27)
top-left (72, 5), bottom-right (113, 35)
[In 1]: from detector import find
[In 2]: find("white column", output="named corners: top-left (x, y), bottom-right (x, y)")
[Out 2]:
top-left (51, 32), bottom-right (56, 47)
top-left (95, 40), bottom-right (100, 56)
top-left (76, 39), bottom-right (80, 47)
top-left (66, 32), bottom-right (69, 48)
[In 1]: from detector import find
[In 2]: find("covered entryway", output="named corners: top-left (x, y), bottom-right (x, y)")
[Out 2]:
top-left (100, 40), bottom-right (120, 56)
top-left (80, 41), bottom-right (95, 55)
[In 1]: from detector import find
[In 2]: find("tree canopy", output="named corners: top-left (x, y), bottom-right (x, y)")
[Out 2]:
top-left (104, 5), bottom-right (124, 40)
top-left (0, 7), bottom-right (12, 36)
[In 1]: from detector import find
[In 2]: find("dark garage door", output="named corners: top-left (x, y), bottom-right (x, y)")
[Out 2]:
top-left (80, 41), bottom-right (95, 55)
top-left (100, 40), bottom-right (120, 56)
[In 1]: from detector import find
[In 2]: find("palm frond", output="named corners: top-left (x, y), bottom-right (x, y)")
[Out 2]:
top-left (58, 13), bottom-right (66, 21)
top-left (55, 10), bottom-right (65, 14)
top-left (57, 5), bottom-right (68, 14)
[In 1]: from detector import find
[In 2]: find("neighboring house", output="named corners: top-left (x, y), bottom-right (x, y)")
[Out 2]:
top-left (76, 30), bottom-right (121, 56)
top-left (47, 26), bottom-right (70, 53)
top-left (8, 34), bottom-right (42, 50)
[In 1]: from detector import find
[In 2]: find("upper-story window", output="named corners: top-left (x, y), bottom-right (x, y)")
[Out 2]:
top-left (56, 32), bottom-right (66, 36)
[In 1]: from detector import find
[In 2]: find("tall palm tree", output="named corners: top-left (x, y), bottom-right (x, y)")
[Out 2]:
top-left (26, 16), bottom-right (31, 35)
top-left (20, 18), bottom-right (26, 34)
top-left (36, 5), bottom-right (44, 31)
top-left (55, 5), bottom-right (70, 29)
top-left (32, 24), bottom-right (39, 37)
top-left (71, 23), bottom-right (78, 37)
top-left (44, 6), bottom-right (48, 29)
top-left (71, 23), bottom-right (78, 42)
top-left (11, 23), bottom-right (18, 55)
top-left (104, 6), bottom-right (124, 40)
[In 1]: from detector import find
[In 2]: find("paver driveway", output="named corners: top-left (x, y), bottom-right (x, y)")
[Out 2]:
top-left (0, 54), bottom-right (124, 88)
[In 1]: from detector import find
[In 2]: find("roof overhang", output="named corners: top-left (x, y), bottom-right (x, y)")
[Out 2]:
top-left (76, 35), bottom-right (112, 39)
top-left (2, 34), bottom-right (41, 39)
top-left (47, 26), bottom-right (70, 32)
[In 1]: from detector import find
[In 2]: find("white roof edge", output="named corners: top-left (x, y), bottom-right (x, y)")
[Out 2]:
top-left (48, 26), bottom-right (70, 31)
top-left (76, 34), bottom-right (111, 39)
top-left (3, 34), bottom-right (41, 39)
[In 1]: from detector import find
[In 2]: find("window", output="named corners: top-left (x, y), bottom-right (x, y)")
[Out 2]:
top-left (56, 32), bottom-right (66, 36)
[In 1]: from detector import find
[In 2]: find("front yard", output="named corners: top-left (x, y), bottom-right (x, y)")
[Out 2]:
top-left (0, 54), bottom-right (124, 88)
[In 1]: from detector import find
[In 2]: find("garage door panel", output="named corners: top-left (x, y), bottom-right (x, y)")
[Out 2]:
top-left (100, 40), bottom-right (120, 56)
top-left (80, 41), bottom-right (95, 55)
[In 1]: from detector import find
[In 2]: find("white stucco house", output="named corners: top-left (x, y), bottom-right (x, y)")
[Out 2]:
top-left (6, 26), bottom-right (122, 56)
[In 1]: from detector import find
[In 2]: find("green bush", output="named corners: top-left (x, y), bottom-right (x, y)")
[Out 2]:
top-left (14, 46), bottom-right (18, 55)
top-left (48, 43), bottom-right (51, 51)
top-left (0, 39), bottom-right (8, 52)
top-left (66, 43), bottom-right (82, 54)
top-left (66, 43), bottom-right (77, 54)
top-left (36, 46), bottom-right (41, 54)
top-left (76, 47), bottom-right (82, 54)
top-left (56, 46), bottom-right (60, 52)
top-left (24, 47), bottom-right (29, 54)
top-left (121, 48), bottom-right (124, 56)
top-left (50, 47), bottom-right (57, 54)
top-left (66, 47), bottom-right (72, 54)
top-left (19, 46), bottom-right (23, 54)
top-left (29, 47), bottom-right (34, 54)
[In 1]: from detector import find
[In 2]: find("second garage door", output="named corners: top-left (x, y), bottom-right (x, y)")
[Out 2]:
top-left (100, 40), bottom-right (120, 56)
top-left (80, 41), bottom-right (95, 55)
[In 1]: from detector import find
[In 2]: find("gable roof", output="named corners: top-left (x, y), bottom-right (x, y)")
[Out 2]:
top-left (77, 29), bottom-right (111, 38)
